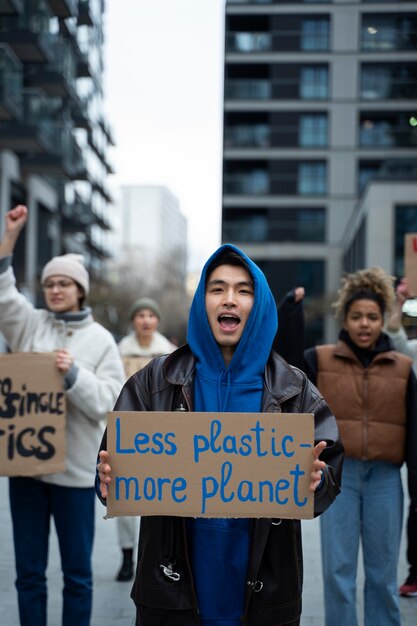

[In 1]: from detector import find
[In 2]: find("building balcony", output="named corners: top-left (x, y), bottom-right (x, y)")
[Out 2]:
top-left (20, 124), bottom-right (88, 180)
top-left (91, 177), bottom-right (113, 203)
top-left (99, 117), bottom-right (115, 146)
top-left (62, 196), bottom-right (95, 232)
top-left (78, 0), bottom-right (93, 26)
top-left (25, 35), bottom-right (77, 99)
top-left (225, 79), bottom-right (272, 100)
top-left (0, 44), bottom-right (23, 119)
top-left (360, 118), bottom-right (417, 148)
top-left (77, 59), bottom-right (93, 79)
top-left (0, 29), bottom-right (50, 63)
top-left (0, 121), bottom-right (52, 152)
top-left (93, 209), bottom-right (112, 231)
top-left (226, 32), bottom-right (273, 53)
top-left (103, 154), bottom-right (115, 175)
top-left (0, 0), bottom-right (23, 15)
top-left (224, 171), bottom-right (271, 195)
top-left (71, 96), bottom-right (92, 131)
top-left (222, 212), bottom-right (326, 244)
top-left (0, 89), bottom-right (56, 151)
top-left (224, 162), bottom-right (327, 196)
top-left (87, 237), bottom-right (111, 259)
top-left (227, 0), bottom-right (330, 4)
top-left (226, 26), bottom-right (329, 54)
top-left (45, 0), bottom-right (78, 18)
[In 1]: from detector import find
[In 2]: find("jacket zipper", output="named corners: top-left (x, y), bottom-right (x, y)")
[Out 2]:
top-left (363, 369), bottom-right (368, 458)
top-left (174, 387), bottom-right (200, 617)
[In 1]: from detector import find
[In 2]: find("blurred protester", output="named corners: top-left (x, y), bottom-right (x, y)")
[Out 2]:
top-left (115, 297), bottom-right (176, 581)
top-left (273, 287), bottom-right (305, 370)
top-left (385, 277), bottom-right (417, 597)
top-left (0, 205), bottom-right (125, 626)
top-left (304, 267), bottom-right (417, 626)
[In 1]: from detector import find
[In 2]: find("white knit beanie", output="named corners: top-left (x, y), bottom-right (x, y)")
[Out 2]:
top-left (41, 253), bottom-right (89, 295)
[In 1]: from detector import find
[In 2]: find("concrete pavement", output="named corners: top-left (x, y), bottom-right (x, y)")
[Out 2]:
top-left (1, 474), bottom-right (415, 625)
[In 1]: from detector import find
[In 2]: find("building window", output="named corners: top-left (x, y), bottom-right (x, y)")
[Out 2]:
top-left (361, 66), bottom-right (390, 99)
top-left (358, 162), bottom-right (380, 192)
top-left (395, 205), bottom-right (417, 277)
top-left (361, 64), bottom-right (417, 100)
top-left (229, 32), bottom-right (272, 53)
top-left (222, 211), bottom-right (269, 242)
top-left (225, 79), bottom-right (271, 100)
top-left (343, 218), bottom-right (366, 273)
top-left (298, 162), bottom-right (327, 195)
top-left (301, 18), bottom-right (330, 51)
top-left (360, 119), bottom-right (393, 146)
top-left (300, 67), bottom-right (328, 99)
top-left (224, 123), bottom-right (270, 148)
top-left (362, 14), bottom-right (417, 51)
top-left (223, 169), bottom-right (270, 195)
top-left (299, 114), bottom-right (328, 146)
top-left (222, 207), bottom-right (325, 243)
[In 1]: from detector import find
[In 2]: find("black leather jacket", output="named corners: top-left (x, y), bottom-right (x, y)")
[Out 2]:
top-left (98, 345), bottom-right (344, 626)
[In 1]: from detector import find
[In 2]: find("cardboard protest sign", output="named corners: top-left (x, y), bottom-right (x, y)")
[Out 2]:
top-left (0, 353), bottom-right (66, 476)
top-left (122, 356), bottom-right (152, 379)
top-left (404, 233), bottom-right (417, 297)
top-left (106, 411), bottom-right (314, 519)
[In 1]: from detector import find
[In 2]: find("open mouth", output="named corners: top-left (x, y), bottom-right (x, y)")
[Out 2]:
top-left (218, 314), bottom-right (240, 331)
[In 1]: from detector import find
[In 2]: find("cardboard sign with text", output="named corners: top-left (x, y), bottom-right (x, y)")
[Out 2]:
top-left (122, 356), bottom-right (153, 379)
top-left (0, 353), bottom-right (66, 476)
top-left (106, 411), bottom-right (314, 519)
top-left (404, 233), bottom-right (417, 297)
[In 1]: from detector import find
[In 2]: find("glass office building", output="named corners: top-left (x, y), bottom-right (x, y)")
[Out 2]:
top-left (0, 0), bottom-right (114, 291)
top-left (222, 0), bottom-right (417, 343)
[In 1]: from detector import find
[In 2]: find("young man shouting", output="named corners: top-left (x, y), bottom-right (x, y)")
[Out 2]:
top-left (97, 244), bottom-right (344, 626)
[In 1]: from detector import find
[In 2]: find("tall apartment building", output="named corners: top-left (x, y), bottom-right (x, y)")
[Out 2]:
top-left (222, 0), bottom-right (417, 343)
top-left (117, 185), bottom-right (188, 281)
top-left (0, 0), bottom-right (114, 296)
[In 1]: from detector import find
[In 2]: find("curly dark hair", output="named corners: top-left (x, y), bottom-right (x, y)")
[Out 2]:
top-left (333, 267), bottom-right (395, 319)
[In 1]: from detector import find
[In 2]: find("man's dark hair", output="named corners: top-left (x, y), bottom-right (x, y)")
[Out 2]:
top-left (205, 249), bottom-right (252, 287)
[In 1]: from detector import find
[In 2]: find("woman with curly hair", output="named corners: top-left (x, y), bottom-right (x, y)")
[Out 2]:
top-left (304, 267), bottom-right (417, 626)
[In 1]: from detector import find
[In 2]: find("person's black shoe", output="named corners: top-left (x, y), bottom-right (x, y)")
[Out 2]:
top-left (399, 574), bottom-right (417, 597)
top-left (116, 548), bottom-right (134, 582)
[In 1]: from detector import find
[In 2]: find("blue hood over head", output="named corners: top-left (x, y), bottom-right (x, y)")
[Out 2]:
top-left (187, 243), bottom-right (278, 412)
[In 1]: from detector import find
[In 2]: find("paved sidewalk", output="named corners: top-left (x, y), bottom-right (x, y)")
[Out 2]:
top-left (1, 475), bottom-right (415, 625)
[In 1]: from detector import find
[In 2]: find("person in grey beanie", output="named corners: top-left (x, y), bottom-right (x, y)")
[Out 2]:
top-left (0, 205), bottom-right (125, 626)
top-left (115, 296), bottom-right (176, 581)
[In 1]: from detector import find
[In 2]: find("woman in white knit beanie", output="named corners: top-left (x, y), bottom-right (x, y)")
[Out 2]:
top-left (0, 205), bottom-right (125, 626)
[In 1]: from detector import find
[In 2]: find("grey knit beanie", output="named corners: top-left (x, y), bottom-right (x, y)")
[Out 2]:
top-left (130, 297), bottom-right (161, 320)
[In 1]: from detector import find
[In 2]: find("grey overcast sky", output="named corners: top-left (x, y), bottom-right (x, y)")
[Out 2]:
top-left (104, 0), bottom-right (225, 271)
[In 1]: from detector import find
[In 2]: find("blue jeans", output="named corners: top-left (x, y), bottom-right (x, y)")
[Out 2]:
top-left (320, 458), bottom-right (403, 626)
top-left (9, 477), bottom-right (95, 626)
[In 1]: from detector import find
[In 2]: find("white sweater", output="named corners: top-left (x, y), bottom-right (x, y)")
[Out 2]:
top-left (0, 265), bottom-right (125, 487)
top-left (118, 331), bottom-right (176, 358)
top-left (385, 325), bottom-right (417, 375)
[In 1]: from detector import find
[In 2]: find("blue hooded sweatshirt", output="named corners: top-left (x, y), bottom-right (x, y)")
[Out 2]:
top-left (186, 244), bottom-right (278, 626)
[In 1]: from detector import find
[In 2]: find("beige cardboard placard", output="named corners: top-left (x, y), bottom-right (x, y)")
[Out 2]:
top-left (404, 233), bottom-right (417, 297)
top-left (122, 356), bottom-right (153, 379)
top-left (0, 353), bottom-right (66, 476)
top-left (106, 411), bottom-right (314, 519)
